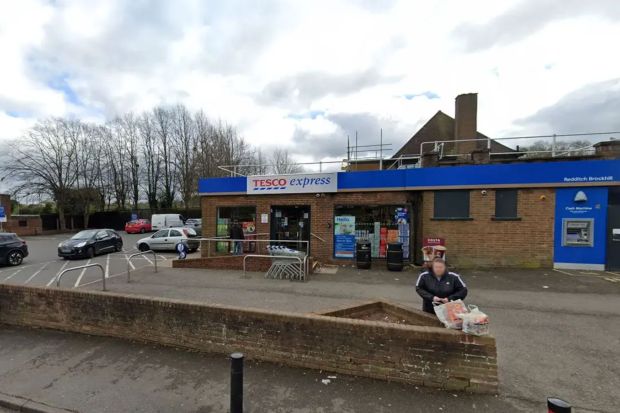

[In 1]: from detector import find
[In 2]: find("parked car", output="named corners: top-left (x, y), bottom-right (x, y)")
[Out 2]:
top-left (136, 227), bottom-right (199, 252)
top-left (125, 219), bottom-right (152, 234)
top-left (58, 229), bottom-right (123, 259)
top-left (184, 218), bottom-right (202, 235)
top-left (151, 214), bottom-right (185, 231)
top-left (0, 233), bottom-right (28, 266)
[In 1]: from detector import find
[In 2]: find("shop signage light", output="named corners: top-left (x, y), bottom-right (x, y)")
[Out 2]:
top-left (246, 172), bottom-right (338, 195)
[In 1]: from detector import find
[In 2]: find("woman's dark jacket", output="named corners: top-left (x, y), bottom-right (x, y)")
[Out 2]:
top-left (415, 270), bottom-right (468, 313)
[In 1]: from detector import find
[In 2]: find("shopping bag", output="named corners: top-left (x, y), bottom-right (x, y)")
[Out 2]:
top-left (433, 299), bottom-right (469, 329)
top-left (458, 305), bottom-right (490, 336)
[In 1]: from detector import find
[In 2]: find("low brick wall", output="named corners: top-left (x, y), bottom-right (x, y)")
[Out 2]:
top-left (172, 255), bottom-right (315, 274)
top-left (172, 255), bottom-right (273, 271)
top-left (0, 285), bottom-right (498, 393)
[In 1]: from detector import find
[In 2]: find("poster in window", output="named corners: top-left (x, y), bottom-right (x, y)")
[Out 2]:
top-left (334, 215), bottom-right (356, 258)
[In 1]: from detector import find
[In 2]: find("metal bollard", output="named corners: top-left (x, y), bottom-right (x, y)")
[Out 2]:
top-left (547, 397), bottom-right (572, 413)
top-left (230, 352), bottom-right (244, 413)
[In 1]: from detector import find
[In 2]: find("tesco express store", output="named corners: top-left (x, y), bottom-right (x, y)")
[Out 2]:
top-left (198, 159), bottom-right (620, 270)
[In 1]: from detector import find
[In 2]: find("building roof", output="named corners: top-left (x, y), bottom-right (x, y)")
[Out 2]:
top-left (392, 110), bottom-right (514, 158)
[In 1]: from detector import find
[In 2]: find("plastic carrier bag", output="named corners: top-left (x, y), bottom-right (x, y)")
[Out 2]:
top-left (458, 305), bottom-right (490, 336)
top-left (433, 299), bottom-right (469, 329)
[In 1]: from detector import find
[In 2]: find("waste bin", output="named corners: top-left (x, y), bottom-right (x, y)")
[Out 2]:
top-left (356, 240), bottom-right (371, 269)
top-left (387, 242), bottom-right (403, 271)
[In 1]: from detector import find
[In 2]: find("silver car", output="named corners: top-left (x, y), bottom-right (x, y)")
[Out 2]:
top-left (136, 227), bottom-right (199, 252)
top-left (184, 218), bottom-right (202, 235)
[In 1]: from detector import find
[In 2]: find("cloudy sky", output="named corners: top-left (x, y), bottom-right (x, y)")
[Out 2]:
top-left (1, 0), bottom-right (619, 164)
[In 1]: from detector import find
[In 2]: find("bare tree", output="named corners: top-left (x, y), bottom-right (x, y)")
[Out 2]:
top-left (153, 107), bottom-right (176, 208)
top-left (270, 148), bottom-right (303, 174)
top-left (1, 118), bottom-right (79, 230)
top-left (139, 112), bottom-right (161, 210)
top-left (171, 105), bottom-right (197, 209)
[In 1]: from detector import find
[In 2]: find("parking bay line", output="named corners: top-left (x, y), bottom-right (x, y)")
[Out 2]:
top-left (24, 262), bottom-right (51, 284)
top-left (47, 260), bottom-right (70, 287)
top-left (77, 264), bottom-right (151, 288)
top-left (74, 259), bottom-right (92, 288)
top-left (3, 267), bottom-right (24, 282)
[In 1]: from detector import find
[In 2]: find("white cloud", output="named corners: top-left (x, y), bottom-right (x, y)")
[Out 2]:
top-left (0, 0), bottom-right (619, 158)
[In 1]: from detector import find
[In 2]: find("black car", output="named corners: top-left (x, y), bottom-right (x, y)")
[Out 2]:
top-left (58, 229), bottom-right (123, 259)
top-left (0, 233), bottom-right (29, 266)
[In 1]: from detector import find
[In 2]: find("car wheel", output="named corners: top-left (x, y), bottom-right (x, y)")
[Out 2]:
top-left (138, 243), bottom-right (150, 252)
top-left (7, 250), bottom-right (23, 266)
top-left (87, 247), bottom-right (95, 259)
top-left (115, 242), bottom-right (123, 252)
top-left (140, 228), bottom-right (145, 234)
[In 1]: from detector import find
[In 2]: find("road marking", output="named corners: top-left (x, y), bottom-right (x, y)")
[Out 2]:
top-left (142, 255), bottom-right (154, 265)
top-left (606, 271), bottom-right (620, 276)
top-left (47, 260), bottom-right (70, 287)
top-left (125, 254), bottom-right (136, 270)
top-left (74, 259), bottom-right (92, 288)
top-left (24, 263), bottom-right (51, 284)
top-left (105, 254), bottom-right (110, 278)
top-left (77, 264), bottom-right (149, 288)
top-left (552, 269), bottom-right (581, 277)
top-left (3, 267), bottom-right (24, 282)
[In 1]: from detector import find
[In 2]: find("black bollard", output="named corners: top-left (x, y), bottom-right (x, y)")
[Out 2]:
top-left (547, 397), bottom-right (571, 413)
top-left (230, 352), bottom-right (244, 413)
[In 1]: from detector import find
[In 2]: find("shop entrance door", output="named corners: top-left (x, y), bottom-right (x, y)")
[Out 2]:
top-left (270, 205), bottom-right (311, 253)
top-left (607, 188), bottom-right (620, 270)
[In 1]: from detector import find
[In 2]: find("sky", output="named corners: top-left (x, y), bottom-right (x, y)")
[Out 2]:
top-left (1, 0), bottom-right (620, 166)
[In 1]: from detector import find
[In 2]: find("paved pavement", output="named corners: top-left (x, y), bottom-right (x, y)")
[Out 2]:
top-left (0, 326), bottom-right (518, 413)
top-left (1, 236), bottom-right (619, 412)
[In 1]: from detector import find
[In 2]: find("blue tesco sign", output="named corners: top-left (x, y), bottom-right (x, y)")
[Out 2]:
top-left (0, 206), bottom-right (6, 223)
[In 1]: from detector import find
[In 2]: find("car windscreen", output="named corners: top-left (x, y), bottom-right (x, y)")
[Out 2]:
top-left (71, 230), bottom-right (97, 240)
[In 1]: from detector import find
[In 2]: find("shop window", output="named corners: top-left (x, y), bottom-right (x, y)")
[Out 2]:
top-left (433, 190), bottom-right (470, 219)
top-left (216, 207), bottom-right (257, 253)
top-left (333, 205), bottom-right (410, 259)
top-left (494, 189), bottom-right (519, 220)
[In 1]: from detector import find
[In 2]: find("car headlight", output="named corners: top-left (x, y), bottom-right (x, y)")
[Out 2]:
top-left (75, 242), bottom-right (87, 248)
top-left (58, 243), bottom-right (63, 248)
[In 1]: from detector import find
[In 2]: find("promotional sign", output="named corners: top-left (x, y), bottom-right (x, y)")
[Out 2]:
top-left (422, 237), bottom-right (446, 262)
top-left (131, 213), bottom-right (138, 221)
top-left (247, 173), bottom-right (337, 195)
top-left (0, 206), bottom-right (6, 223)
top-left (334, 215), bottom-right (356, 258)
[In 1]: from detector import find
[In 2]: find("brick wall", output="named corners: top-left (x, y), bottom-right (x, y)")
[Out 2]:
top-left (5, 215), bottom-right (43, 236)
top-left (0, 285), bottom-right (498, 393)
top-left (421, 188), bottom-right (555, 267)
top-left (202, 191), bottom-right (411, 263)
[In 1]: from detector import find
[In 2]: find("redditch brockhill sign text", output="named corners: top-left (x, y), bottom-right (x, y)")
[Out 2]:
top-left (246, 173), bottom-right (338, 194)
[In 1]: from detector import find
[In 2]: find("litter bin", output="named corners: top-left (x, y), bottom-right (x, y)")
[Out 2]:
top-left (387, 242), bottom-right (403, 271)
top-left (356, 240), bottom-right (371, 269)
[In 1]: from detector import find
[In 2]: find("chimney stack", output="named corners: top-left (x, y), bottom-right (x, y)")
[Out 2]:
top-left (454, 93), bottom-right (479, 155)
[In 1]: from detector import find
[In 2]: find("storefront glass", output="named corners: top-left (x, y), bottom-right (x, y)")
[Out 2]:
top-left (216, 207), bottom-right (257, 253)
top-left (333, 205), bottom-right (411, 259)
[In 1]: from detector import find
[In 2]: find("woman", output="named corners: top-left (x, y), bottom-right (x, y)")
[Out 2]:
top-left (415, 257), bottom-right (468, 314)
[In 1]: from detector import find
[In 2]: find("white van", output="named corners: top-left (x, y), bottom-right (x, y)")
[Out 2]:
top-left (151, 214), bottom-right (185, 231)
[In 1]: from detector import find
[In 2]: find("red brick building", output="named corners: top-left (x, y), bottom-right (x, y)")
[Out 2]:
top-left (198, 95), bottom-right (620, 270)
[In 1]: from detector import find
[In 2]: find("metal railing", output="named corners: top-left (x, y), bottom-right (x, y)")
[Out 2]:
top-left (127, 250), bottom-right (157, 283)
top-left (215, 131), bottom-right (617, 175)
top-left (200, 237), bottom-right (309, 258)
top-left (56, 263), bottom-right (106, 291)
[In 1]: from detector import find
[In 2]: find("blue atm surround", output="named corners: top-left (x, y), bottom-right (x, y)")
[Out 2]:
top-left (554, 187), bottom-right (609, 270)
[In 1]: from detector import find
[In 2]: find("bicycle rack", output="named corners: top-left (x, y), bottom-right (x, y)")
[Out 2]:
top-left (56, 263), bottom-right (106, 291)
top-left (127, 250), bottom-right (158, 283)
